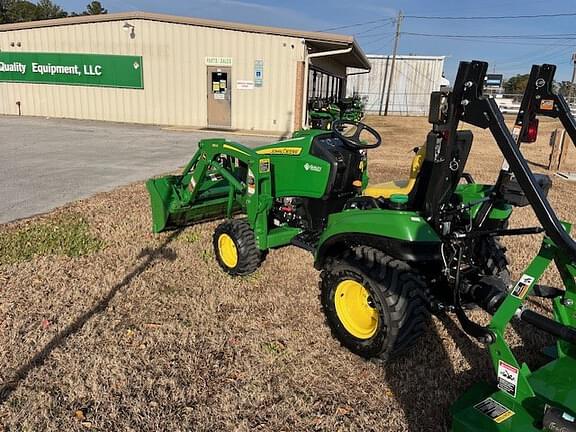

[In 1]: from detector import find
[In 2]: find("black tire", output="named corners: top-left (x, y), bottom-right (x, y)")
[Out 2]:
top-left (476, 238), bottom-right (510, 285)
top-left (213, 219), bottom-right (262, 276)
top-left (320, 246), bottom-right (429, 361)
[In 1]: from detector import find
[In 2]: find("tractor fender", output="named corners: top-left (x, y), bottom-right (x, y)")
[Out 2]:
top-left (314, 209), bottom-right (441, 268)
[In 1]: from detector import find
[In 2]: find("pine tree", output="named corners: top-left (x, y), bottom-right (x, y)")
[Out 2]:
top-left (84, 1), bottom-right (107, 15)
top-left (35, 0), bottom-right (67, 19)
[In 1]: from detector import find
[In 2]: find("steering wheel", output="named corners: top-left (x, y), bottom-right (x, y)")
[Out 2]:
top-left (332, 120), bottom-right (382, 149)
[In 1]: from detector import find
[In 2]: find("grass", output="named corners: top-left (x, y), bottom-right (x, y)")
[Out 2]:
top-left (178, 229), bottom-right (201, 244)
top-left (0, 214), bottom-right (103, 265)
top-left (0, 115), bottom-right (574, 431)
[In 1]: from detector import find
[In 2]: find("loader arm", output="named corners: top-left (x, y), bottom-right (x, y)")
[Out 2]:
top-left (146, 139), bottom-right (273, 235)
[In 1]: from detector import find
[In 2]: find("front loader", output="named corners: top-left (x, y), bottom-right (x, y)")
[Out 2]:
top-left (146, 60), bottom-right (576, 431)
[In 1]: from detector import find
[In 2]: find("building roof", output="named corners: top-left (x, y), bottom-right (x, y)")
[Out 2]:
top-left (366, 55), bottom-right (446, 61)
top-left (0, 11), bottom-right (371, 69)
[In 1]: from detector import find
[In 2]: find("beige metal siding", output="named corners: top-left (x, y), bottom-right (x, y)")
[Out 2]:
top-left (0, 20), bottom-right (305, 132)
top-left (347, 55), bottom-right (445, 116)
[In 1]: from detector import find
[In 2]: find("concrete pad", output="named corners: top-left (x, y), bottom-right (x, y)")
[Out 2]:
top-left (0, 116), bottom-right (272, 224)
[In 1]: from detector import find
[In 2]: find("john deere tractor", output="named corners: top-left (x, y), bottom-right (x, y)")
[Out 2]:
top-left (308, 95), bottom-right (365, 130)
top-left (147, 61), bottom-right (576, 431)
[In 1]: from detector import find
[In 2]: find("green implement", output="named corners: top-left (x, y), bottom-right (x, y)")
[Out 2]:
top-left (146, 60), bottom-right (576, 431)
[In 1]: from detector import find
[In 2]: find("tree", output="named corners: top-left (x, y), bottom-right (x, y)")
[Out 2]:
top-left (503, 74), bottom-right (530, 94)
top-left (0, 0), bottom-right (14, 23)
top-left (35, 0), bottom-right (66, 19)
top-left (7, 0), bottom-right (38, 22)
top-left (84, 1), bottom-right (106, 15)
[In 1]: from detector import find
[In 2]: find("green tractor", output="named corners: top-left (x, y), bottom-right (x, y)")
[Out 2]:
top-left (147, 61), bottom-right (576, 431)
top-left (308, 95), bottom-right (365, 130)
top-left (338, 95), bottom-right (365, 122)
top-left (307, 97), bottom-right (341, 130)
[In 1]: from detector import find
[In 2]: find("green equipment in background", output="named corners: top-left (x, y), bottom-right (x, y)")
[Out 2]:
top-left (147, 60), bottom-right (576, 431)
top-left (307, 95), bottom-right (365, 130)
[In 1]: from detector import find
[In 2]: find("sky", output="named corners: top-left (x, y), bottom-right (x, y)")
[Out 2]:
top-left (61, 0), bottom-right (576, 82)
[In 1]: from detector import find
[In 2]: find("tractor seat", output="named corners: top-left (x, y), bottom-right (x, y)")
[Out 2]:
top-left (364, 146), bottom-right (426, 199)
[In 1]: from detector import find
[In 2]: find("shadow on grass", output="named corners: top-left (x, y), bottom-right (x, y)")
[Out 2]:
top-left (383, 313), bottom-right (488, 431)
top-left (0, 230), bottom-right (181, 403)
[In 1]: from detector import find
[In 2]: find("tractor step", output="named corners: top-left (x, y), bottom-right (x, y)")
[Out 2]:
top-left (290, 231), bottom-right (320, 253)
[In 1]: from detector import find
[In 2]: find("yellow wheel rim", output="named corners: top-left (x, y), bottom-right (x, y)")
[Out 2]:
top-left (218, 233), bottom-right (238, 268)
top-left (334, 280), bottom-right (379, 339)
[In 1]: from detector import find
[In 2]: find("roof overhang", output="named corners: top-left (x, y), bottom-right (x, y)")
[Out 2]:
top-left (306, 39), bottom-right (371, 70)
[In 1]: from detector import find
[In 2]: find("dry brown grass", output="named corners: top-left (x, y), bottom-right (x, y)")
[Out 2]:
top-left (0, 115), bottom-right (575, 431)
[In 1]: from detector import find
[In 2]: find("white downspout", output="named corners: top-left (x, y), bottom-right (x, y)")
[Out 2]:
top-left (301, 46), bottom-right (353, 130)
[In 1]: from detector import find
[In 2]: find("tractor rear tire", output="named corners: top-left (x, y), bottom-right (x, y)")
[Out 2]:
top-left (213, 219), bottom-right (262, 276)
top-left (320, 246), bottom-right (429, 361)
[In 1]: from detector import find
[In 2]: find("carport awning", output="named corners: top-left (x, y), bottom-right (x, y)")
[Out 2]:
top-left (306, 39), bottom-right (371, 70)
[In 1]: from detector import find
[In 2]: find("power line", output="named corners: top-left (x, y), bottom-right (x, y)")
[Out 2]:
top-left (359, 32), bottom-right (395, 42)
top-left (403, 31), bottom-right (576, 40)
top-left (316, 17), bottom-right (394, 32)
top-left (400, 35), bottom-right (576, 47)
top-left (361, 34), bottom-right (395, 49)
top-left (354, 24), bottom-right (392, 37)
top-left (405, 11), bottom-right (576, 20)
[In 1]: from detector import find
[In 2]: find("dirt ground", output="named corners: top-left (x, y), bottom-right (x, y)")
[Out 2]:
top-left (1, 115), bottom-right (575, 432)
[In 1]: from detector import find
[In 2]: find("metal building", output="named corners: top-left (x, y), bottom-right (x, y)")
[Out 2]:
top-left (347, 55), bottom-right (446, 116)
top-left (0, 12), bottom-right (370, 134)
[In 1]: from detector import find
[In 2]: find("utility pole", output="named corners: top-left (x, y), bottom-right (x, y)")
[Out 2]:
top-left (384, 10), bottom-right (403, 116)
top-left (378, 56), bottom-right (390, 116)
top-left (570, 53), bottom-right (576, 107)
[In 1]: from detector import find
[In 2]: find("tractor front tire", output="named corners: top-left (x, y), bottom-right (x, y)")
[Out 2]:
top-left (320, 246), bottom-right (429, 361)
top-left (213, 219), bottom-right (262, 276)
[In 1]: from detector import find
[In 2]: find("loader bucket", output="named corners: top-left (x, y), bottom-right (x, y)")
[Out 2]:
top-left (147, 173), bottom-right (239, 233)
top-left (146, 175), bottom-right (180, 233)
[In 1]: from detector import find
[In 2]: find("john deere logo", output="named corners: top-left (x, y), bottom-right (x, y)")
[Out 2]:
top-left (304, 163), bottom-right (322, 172)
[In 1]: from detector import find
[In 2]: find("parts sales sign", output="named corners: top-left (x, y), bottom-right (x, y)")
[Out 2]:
top-left (0, 52), bottom-right (143, 89)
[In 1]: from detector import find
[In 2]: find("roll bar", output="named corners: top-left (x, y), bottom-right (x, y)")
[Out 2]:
top-left (452, 61), bottom-right (576, 262)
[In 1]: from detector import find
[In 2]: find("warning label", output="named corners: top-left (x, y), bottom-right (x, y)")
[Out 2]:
top-left (540, 99), bottom-right (555, 111)
top-left (474, 397), bottom-right (515, 423)
top-left (497, 360), bottom-right (519, 398)
top-left (511, 274), bottom-right (535, 299)
top-left (512, 125), bottom-right (522, 141)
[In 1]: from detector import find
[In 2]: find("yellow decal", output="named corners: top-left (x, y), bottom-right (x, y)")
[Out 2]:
top-left (494, 410), bottom-right (515, 424)
top-left (256, 147), bottom-right (302, 156)
top-left (223, 143), bottom-right (250, 156)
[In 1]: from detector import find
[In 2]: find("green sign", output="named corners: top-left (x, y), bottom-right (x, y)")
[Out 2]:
top-left (0, 52), bottom-right (143, 89)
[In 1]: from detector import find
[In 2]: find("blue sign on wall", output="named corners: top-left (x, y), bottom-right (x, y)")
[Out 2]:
top-left (254, 60), bottom-right (263, 87)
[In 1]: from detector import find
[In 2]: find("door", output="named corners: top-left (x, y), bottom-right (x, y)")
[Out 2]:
top-left (207, 66), bottom-right (231, 128)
